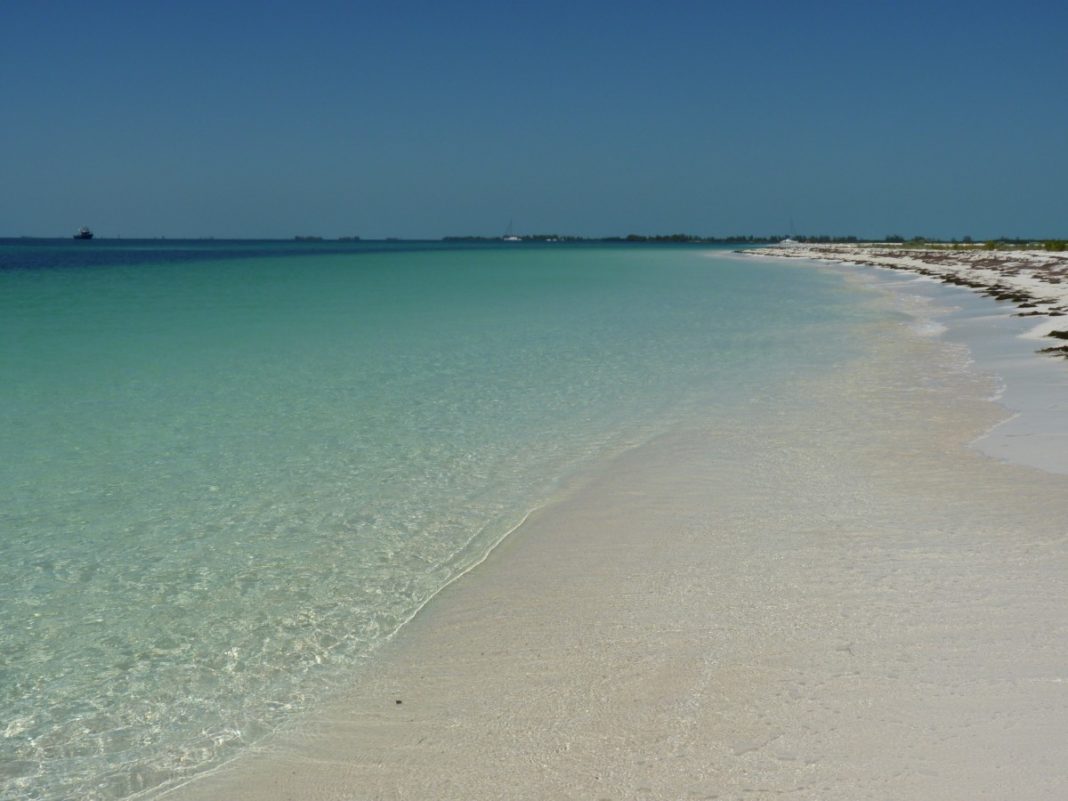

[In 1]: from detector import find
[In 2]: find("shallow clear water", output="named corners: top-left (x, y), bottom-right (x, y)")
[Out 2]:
top-left (0, 241), bottom-right (874, 800)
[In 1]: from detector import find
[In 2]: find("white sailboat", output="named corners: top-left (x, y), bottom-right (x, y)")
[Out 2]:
top-left (777, 218), bottom-right (799, 247)
top-left (502, 220), bottom-right (521, 242)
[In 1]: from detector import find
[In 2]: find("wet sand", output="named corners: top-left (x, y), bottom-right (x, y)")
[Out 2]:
top-left (163, 277), bottom-right (1068, 801)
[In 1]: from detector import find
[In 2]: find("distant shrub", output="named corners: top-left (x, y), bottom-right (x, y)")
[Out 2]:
top-left (1043, 240), bottom-right (1067, 252)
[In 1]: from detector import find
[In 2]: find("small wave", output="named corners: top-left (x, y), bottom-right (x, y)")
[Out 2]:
top-left (910, 319), bottom-right (947, 337)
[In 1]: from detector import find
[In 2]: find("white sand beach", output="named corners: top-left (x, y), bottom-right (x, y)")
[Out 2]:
top-left (163, 261), bottom-right (1068, 801)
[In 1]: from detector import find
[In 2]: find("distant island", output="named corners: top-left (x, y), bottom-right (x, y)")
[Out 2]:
top-left (442, 233), bottom-right (857, 244)
top-left (442, 233), bottom-right (1066, 248)
top-left (12, 232), bottom-right (1063, 249)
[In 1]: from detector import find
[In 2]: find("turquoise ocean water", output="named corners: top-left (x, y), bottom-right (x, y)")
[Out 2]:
top-left (1, 241), bottom-right (874, 800)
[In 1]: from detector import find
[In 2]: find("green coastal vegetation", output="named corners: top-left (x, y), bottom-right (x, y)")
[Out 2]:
top-left (878, 235), bottom-right (1067, 251)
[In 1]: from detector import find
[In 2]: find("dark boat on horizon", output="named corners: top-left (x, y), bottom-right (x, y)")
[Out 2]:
top-left (74, 227), bottom-right (94, 240)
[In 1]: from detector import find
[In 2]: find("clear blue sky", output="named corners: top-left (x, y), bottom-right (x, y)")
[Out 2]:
top-left (3, 0), bottom-right (1066, 239)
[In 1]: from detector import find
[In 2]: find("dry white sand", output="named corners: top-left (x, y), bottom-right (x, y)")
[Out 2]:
top-left (164, 280), bottom-right (1068, 801)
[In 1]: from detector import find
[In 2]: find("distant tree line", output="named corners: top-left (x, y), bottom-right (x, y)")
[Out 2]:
top-left (613, 233), bottom-right (861, 244)
top-left (441, 233), bottom-right (1067, 248)
top-left (444, 233), bottom-right (862, 244)
top-left (981, 238), bottom-right (1067, 251)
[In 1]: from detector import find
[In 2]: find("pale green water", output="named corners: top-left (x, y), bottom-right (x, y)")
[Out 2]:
top-left (0, 242), bottom-right (874, 800)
